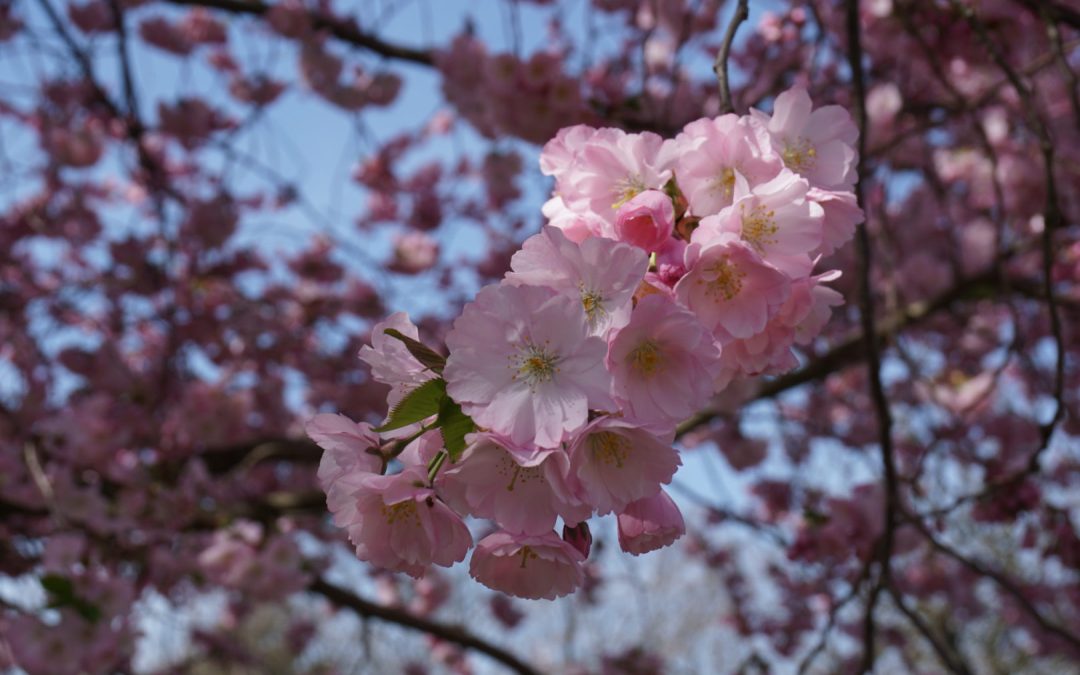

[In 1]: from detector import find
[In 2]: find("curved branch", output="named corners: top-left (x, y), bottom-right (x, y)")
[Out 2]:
top-left (162, 0), bottom-right (434, 65)
top-left (310, 578), bottom-right (541, 675)
top-left (713, 0), bottom-right (750, 115)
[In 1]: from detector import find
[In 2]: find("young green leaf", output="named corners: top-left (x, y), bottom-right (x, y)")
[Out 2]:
top-left (374, 378), bottom-right (446, 433)
top-left (437, 396), bottom-right (476, 462)
top-left (40, 574), bottom-right (103, 623)
top-left (383, 328), bottom-right (446, 374)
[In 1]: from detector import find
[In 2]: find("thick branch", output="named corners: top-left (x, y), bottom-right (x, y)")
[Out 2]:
top-left (162, 0), bottom-right (434, 65)
top-left (845, 2), bottom-right (899, 672)
top-left (310, 578), bottom-right (541, 675)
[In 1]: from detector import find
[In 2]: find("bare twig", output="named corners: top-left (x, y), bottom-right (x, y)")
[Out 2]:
top-left (713, 0), bottom-right (749, 115)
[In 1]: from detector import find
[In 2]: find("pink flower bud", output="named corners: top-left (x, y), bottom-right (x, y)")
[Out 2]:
top-left (562, 521), bottom-right (593, 559)
top-left (613, 189), bottom-right (674, 253)
top-left (617, 489), bottom-right (685, 555)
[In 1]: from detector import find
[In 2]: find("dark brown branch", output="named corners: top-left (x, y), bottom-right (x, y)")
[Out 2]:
top-left (676, 259), bottom-right (1008, 439)
top-left (909, 517), bottom-right (1080, 652)
top-left (713, 0), bottom-right (750, 115)
top-left (845, 1), bottom-right (899, 672)
top-left (952, 0), bottom-right (1068, 475)
top-left (886, 583), bottom-right (974, 675)
top-left (162, 0), bottom-right (434, 66)
top-left (1013, 0), bottom-right (1080, 31)
top-left (310, 578), bottom-right (541, 675)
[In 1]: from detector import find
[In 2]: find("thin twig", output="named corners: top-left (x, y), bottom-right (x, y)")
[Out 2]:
top-left (714, 0), bottom-right (749, 115)
top-left (908, 515), bottom-right (1080, 651)
top-left (886, 582), bottom-right (975, 675)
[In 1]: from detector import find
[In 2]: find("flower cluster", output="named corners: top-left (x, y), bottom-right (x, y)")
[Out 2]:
top-left (310, 86), bottom-right (860, 600)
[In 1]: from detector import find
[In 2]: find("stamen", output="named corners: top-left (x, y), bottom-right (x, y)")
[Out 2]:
top-left (589, 431), bottom-right (630, 469)
top-left (509, 341), bottom-right (561, 391)
top-left (711, 167), bottom-right (737, 201)
top-left (740, 202), bottom-right (778, 252)
top-left (612, 174), bottom-right (647, 210)
top-left (381, 500), bottom-right (420, 526)
top-left (498, 455), bottom-right (544, 492)
top-left (697, 257), bottom-right (745, 301)
top-left (580, 286), bottom-right (607, 327)
top-left (518, 545), bottom-right (538, 569)
top-left (627, 340), bottom-right (661, 377)
top-left (781, 137), bottom-right (817, 172)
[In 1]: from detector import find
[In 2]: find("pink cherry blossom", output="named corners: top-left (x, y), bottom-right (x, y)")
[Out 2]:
top-left (306, 413), bottom-right (382, 489)
top-left (567, 417), bottom-right (681, 514)
top-left (807, 187), bottom-right (864, 257)
top-left (676, 233), bottom-right (791, 340)
top-left (617, 489), bottom-right (685, 555)
top-left (506, 225), bottom-right (647, 336)
top-left (559, 128), bottom-right (674, 223)
top-left (693, 169), bottom-right (823, 272)
top-left (389, 231), bottom-right (440, 274)
top-left (612, 189), bottom-right (675, 252)
top-left (444, 283), bottom-right (615, 448)
top-left (438, 433), bottom-right (590, 535)
top-left (673, 114), bottom-right (782, 216)
top-left (606, 294), bottom-right (722, 430)
top-left (469, 530), bottom-right (585, 599)
top-left (541, 195), bottom-right (606, 243)
top-left (330, 465), bottom-right (472, 578)
top-left (751, 85), bottom-right (859, 190)
top-left (539, 124), bottom-right (601, 179)
top-left (358, 312), bottom-right (437, 409)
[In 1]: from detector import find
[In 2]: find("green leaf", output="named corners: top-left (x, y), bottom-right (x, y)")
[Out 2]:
top-left (437, 396), bottom-right (476, 462)
top-left (384, 328), bottom-right (446, 374)
top-left (40, 574), bottom-right (74, 598)
top-left (40, 574), bottom-right (102, 623)
top-left (375, 378), bottom-right (446, 433)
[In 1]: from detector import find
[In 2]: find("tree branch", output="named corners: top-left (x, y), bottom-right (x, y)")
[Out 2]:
top-left (886, 582), bottom-right (974, 675)
top-left (310, 578), bottom-right (541, 675)
top-left (161, 0), bottom-right (434, 65)
top-left (952, 0), bottom-right (1068, 474)
top-left (676, 263), bottom-right (1007, 438)
top-left (713, 0), bottom-right (750, 115)
top-left (844, 2), bottom-right (899, 672)
top-left (908, 516), bottom-right (1080, 652)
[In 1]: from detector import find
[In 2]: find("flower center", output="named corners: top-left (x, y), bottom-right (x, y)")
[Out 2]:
top-left (589, 431), bottom-right (630, 469)
top-left (782, 137), bottom-right (817, 172)
top-left (627, 340), bottom-right (661, 377)
top-left (518, 545), bottom-right (539, 569)
top-left (740, 202), bottom-right (778, 252)
top-left (699, 257), bottom-right (745, 301)
top-left (381, 500), bottom-right (420, 526)
top-left (711, 166), bottom-right (737, 200)
top-left (612, 174), bottom-right (647, 210)
top-left (500, 457), bottom-right (545, 492)
top-left (580, 286), bottom-right (607, 327)
top-left (510, 341), bottom-right (560, 390)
